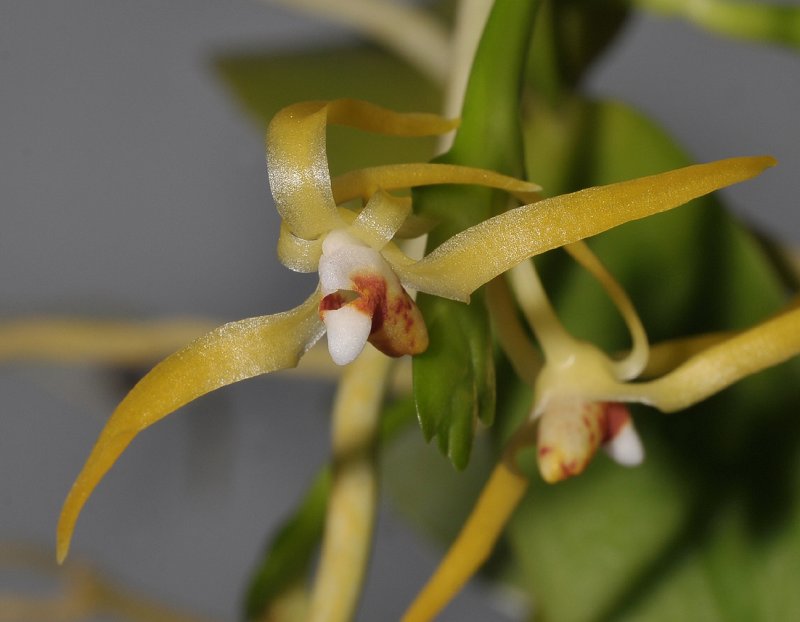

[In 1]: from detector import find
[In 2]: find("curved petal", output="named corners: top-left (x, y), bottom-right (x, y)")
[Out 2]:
top-left (331, 163), bottom-right (541, 204)
top-left (397, 157), bottom-right (776, 302)
top-left (267, 100), bottom-right (457, 241)
top-left (56, 290), bottom-right (325, 563)
top-left (564, 241), bottom-right (649, 381)
top-left (350, 191), bottom-right (411, 249)
top-left (633, 303), bottom-right (800, 412)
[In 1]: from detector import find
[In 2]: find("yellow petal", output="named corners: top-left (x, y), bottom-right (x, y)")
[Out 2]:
top-left (331, 163), bottom-right (541, 204)
top-left (634, 303), bottom-right (800, 412)
top-left (564, 241), bottom-right (649, 380)
top-left (397, 156), bottom-right (776, 302)
top-left (267, 100), bottom-right (457, 241)
top-left (56, 290), bottom-right (324, 563)
top-left (642, 332), bottom-right (732, 378)
top-left (349, 190), bottom-right (412, 250)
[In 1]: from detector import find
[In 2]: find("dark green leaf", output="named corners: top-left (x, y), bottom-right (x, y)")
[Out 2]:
top-left (502, 96), bottom-right (800, 621)
top-left (243, 470), bottom-right (329, 620)
top-left (214, 46), bottom-right (442, 174)
top-left (412, 0), bottom-right (539, 468)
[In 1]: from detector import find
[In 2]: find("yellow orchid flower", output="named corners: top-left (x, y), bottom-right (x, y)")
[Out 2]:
top-left (402, 239), bottom-right (800, 622)
top-left (56, 97), bottom-right (775, 572)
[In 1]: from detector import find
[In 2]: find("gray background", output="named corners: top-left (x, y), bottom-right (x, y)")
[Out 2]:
top-left (2, 2), bottom-right (799, 620)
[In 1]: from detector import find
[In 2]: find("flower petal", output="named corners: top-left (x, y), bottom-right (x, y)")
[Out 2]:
top-left (634, 303), bottom-right (800, 412)
top-left (397, 156), bottom-right (776, 301)
top-left (267, 100), bottom-right (457, 241)
top-left (331, 163), bottom-right (540, 205)
top-left (564, 241), bottom-right (649, 380)
top-left (56, 290), bottom-right (325, 563)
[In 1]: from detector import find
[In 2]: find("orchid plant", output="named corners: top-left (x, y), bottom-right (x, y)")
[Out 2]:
top-left (5, 0), bottom-right (800, 621)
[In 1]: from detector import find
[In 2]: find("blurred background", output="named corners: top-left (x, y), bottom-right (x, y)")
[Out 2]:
top-left (2, 1), bottom-right (799, 620)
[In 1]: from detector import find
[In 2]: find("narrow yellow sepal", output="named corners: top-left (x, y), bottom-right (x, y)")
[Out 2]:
top-left (635, 303), bottom-right (800, 412)
top-left (398, 156), bottom-right (776, 302)
top-left (331, 163), bottom-right (540, 204)
top-left (56, 290), bottom-right (324, 563)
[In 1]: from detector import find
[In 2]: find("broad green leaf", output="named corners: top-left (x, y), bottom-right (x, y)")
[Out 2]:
top-left (243, 470), bottom-right (329, 621)
top-left (502, 96), bottom-right (800, 621)
top-left (412, 0), bottom-right (539, 468)
top-left (214, 46), bottom-right (442, 175)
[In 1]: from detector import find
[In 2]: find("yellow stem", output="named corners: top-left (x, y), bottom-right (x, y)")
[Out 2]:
top-left (0, 317), bottom-right (217, 366)
top-left (268, 0), bottom-right (451, 86)
top-left (308, 345), bottom-right (392, 622)
top-left (401, 461), bottom-right (529, 622)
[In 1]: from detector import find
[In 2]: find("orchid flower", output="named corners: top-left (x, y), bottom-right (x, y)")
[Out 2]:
top-left (402, 240), bottom-right (800, 622)
top-left (56, 96), bottom-right (775, 572)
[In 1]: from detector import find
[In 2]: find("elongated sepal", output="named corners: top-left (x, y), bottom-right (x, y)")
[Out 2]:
top-left (56, 290), bottom-right (325, 563)
top-left (398, 157), bottom-right (776, 301)
top-left (635, 303), bottom-right (800, 412)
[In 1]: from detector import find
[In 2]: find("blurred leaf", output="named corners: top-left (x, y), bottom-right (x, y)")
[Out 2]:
top-left (214, 46), bottom-right (442, 175)
top-left (501, 96), bottom-right (800, 621)
top-left (527, 0), bottom-right (630, 103)
top-left (413, 0), bottom-right (538, 469)
top-left (634, 0), bottom-right (800, 50)
top-left (243, 470), bottom-right (329, 621)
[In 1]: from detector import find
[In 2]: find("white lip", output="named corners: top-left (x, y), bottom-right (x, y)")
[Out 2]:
top-left (318, 230), bottom-right (387, 365)
top-left (603, 419), bottom-right (645, 466)
top-left (323, 305), bottom-right (373, 365)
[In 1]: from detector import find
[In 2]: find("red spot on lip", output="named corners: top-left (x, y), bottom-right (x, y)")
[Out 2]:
top-left (538, 446), bottom-right (552, 457)
top-left (352, 274), bottom-right (388, 333)
top-left (320, 292), bottom-right (347, 312)
top-left (559, 460), bottom-right (578, 477)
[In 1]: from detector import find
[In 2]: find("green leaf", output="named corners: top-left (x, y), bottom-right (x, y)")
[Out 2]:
top-left (214, 46), bottom-right (442, 174)
top-left (413, 286), bottom-right (495, 470)
top-left (412, 0), bottom-right (539, 469)
top-left (243, 470), bottom-right (329, 621)
top-left (501, 96), bottom-right (800, 621)
top-left (633, 0), bottom-right (800, 50)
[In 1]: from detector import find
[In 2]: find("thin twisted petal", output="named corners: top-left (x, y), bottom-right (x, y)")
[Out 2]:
top-left (267, 100), bottom-right (457, 241)
top-left (56, 290), bottom-right (325, 563)
top-left (564, 241), bottom-right (650, 381)
top-left (350, 191), bottom-right (412, 250)
top-left (396, 157), bottom-right (776, 302)
top-left (331, 163), bottom-right (540, 205)
top-left (634, 304), bottom-right (800, 412)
